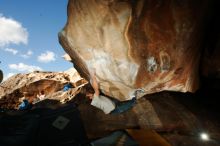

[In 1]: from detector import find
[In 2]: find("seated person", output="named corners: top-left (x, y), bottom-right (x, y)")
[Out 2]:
top-left (18, 99), bottom-right (32, 110)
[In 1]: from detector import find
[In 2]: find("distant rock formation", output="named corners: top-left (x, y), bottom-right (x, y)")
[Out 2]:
top-left (59, 0), bottom-right (211, 101)
top-left (0, 68), bottom-right (87, 109)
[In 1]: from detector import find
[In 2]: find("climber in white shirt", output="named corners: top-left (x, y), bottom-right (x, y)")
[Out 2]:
top-left (37, 91), bottom-right (46, 100)
top-left (87, 69), bottom-right (136, 114)
top-left (87, 69), bottom-right (116, 114)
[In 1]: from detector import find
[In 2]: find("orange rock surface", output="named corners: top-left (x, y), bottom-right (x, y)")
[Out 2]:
top-left (59, 0), bottom-right (211, 100)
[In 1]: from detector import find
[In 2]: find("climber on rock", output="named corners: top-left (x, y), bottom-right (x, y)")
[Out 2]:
top-left (37, 90), bottom-right (46, 100)
top-left (87, 69), bottom-right (136, 114)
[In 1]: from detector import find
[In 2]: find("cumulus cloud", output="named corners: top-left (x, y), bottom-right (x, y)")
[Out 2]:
top-left (4, 48), bottom-right (18, 55)
top-left (9, 63), bottom-right (42, 72)
top-left (21, 50), bottom-right (33, 58)
top-left (4, 72), bottom-right (15, 81)
top-left (0, 14), bottom-right (28, 47)
top-left (37, 51), bottom-right (56, 63)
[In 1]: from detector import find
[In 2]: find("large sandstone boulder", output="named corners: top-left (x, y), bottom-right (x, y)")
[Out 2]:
top-left (59, 0), bottom-right (211, 101)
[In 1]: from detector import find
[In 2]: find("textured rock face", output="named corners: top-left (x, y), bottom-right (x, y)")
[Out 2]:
top-left (59, 0), bottom-right (210, 101)
top-left (0, 68), bottom-right (87, 109)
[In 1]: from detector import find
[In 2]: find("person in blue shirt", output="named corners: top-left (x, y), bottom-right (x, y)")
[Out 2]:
top-left (18, 99), bottom-right (32, 110)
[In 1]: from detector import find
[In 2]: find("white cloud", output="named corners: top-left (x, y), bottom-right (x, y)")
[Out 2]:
top-left (21, 50), bottom-right (33, 58)
top-left (0, 14), bottom-right (28, 47)
top-left (9, 63), bottom-right (42, 72)
top-left (37, 51), bottom-right (56, 63)
top-left (3, 72), bottom-right (15, 81)
top-left (4, 48), bottom-right (18, 55)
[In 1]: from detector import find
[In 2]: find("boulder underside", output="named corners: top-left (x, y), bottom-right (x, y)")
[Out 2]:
top-left (59, 0), bottom-right (211, 101)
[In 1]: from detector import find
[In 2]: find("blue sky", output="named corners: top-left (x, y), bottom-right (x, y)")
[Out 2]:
top-left (0, 0), bottom-right (73, 80)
